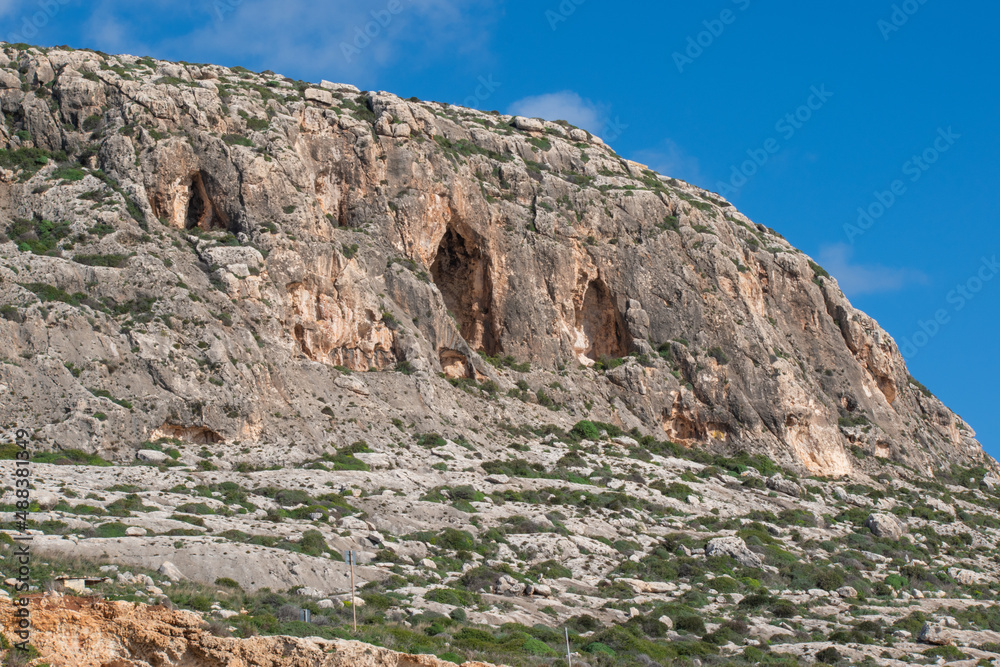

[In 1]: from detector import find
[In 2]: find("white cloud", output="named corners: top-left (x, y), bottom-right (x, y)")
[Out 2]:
top-left (631, 139), bottom-right (706, 188)
top-left (507, 91), bottom-right (608, 135)
top-left (817, 243), bottom-right (929, 296)
top-left (73, 0), bottom-right (500, 87)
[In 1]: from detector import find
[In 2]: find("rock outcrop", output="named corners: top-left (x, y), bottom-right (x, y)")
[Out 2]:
top-left (0, 43), bottom-right (993, 477)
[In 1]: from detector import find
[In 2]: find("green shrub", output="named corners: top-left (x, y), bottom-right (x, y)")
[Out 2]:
top-left (675, 615), bottom-right (706, 634)
top-left (816, 646), bottom-right (841, 664)
top-left (94, 522), bottom-right (129, 537)
top-left (73, 253), bottom-right (130, 268)
top-left (425, 587), bottom-right (479, 607)
top-left (33, 449), bottom-right (112, 466)
top-left (299, 529), bottom-right (328, 556)
top-left (223, 134), bottom-right (254, 147)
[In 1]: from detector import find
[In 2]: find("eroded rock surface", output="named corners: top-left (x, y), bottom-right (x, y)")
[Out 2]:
top-left (0, 44), bottom-right (990, 478)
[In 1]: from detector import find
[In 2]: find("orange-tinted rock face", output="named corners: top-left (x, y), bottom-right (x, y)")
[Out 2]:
top-left (0, 44), bottom-right (991, 477)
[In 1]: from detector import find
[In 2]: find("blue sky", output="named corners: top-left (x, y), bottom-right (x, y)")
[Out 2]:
top-left (5, 0), bottom-right (998, 459)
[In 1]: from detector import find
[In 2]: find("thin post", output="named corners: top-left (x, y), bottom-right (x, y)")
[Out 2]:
top-left (565, 627), bottom-right (572, 667)
top-left (350, 551), bottom-right (357, 632)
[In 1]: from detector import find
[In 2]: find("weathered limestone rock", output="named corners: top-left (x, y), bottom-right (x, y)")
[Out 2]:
top-left (136, 450), bottom-right (169, 464)
top-left (865, 513), bottom-right (905, 540)
top-left (304, 88), bottom-right (334, 105)
top-left (511, 116), bottom-right (545, 132)
top-left (918, 621), bottom-right (954, 645)
top-left (705, 537), bottom-right (763, 568)
top-left (765, 474), bottom-right (801, 498)
top-left (158, 561), bottom-right (186, 581)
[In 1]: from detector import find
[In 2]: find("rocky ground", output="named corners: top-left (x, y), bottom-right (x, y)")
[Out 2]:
top-left (2, 421), bottom-right (1000, 666)
top-left (0, 42), bottom-right (998, 667)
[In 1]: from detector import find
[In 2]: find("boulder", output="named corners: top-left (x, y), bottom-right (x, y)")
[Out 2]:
top-left (35, 492), bottom-right (60, 510)
top-left (947, 567), bottom-right (988, 586)
top-left (511, 116), bottom-right (545, 132)
top-left (705, 537), bottom-right (763, 568)
top-left (157, 561), bottom-right (186, 582)
top-left (532, 584), bottom-right (553, 597)
top-left (766, 474), bottom-right (802, 498)
top-left (865, 513), bottom-right (905, 540)
top-left (304, 88), bottom-right (334, 105)
top-left (295, 587), bottom-right (324, 598)
top-left (125, 527), bottom-right (147, 537)
top-left (917, 622), bottom-right (954, 645)
top-left (201, 246), bottom-right (264, 273)
top-left (836, 586), bottom-right (858, 599)
top-left (136, 449), bottom-right (169, 464)
top-left (334, 374), bottom-right (370, 396)
top-left (618, 578), bottom-right (675, 594)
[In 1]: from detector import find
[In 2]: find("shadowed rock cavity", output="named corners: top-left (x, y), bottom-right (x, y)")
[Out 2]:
top-left (431, 226), bottom-right (499, 356)
top-left (575, 279), bottom-right (631, 362)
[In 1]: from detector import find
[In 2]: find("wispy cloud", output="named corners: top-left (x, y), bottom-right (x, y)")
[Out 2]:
top-left (631, 139), bottom-right (706, 187)
top-left (818, 243), bottom-right (929, 296)
top-left (74, 0), bottom-right (499, 86)
top-left (507, 91), bottom-right (608, 135)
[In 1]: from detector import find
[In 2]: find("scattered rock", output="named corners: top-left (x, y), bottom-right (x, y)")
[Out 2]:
top-left (918, 622), bottom-right (954, 646)
top-left (304, 88), bottom-right (334, 105)
top-left (705, 537), bottom-right (763, 569)
top-left (157, 562), bottom-right (186, 582)
top-left (865, 513), bottom-right (906, 540)
top-left (766, 474), bottom-right (801, 498)
top-left (136, 450), bottom-right (169, 465)
top-left (511, 116), bottom-right (545, 132)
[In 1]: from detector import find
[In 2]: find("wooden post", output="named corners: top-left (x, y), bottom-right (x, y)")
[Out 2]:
top-left (350, 551), bottom-right (357, 633)
top-left (565, 627), bottom-right (572, 667)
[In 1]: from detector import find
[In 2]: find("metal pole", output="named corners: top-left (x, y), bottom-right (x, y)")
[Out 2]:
top-left (565, 627), bottom-right (572, 667)
top-left (350, 552), bottom-right (357, 633)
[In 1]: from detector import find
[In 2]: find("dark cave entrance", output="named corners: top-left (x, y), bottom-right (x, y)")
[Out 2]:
top-left (185, 172), bottom-right (227, 231)
top-left (577, 280), bottom-right (631, 361)
top-left (430, 227), bottom-right (499, 356)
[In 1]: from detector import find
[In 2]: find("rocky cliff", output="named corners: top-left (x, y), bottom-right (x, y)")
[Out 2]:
top-left (0, 42), bottom-right (991, 478)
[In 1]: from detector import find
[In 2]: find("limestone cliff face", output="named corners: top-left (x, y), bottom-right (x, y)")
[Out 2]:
top-left (0, 596), bottom-right (497, 667)
top-left (0, 43), bottom-right (990, 476)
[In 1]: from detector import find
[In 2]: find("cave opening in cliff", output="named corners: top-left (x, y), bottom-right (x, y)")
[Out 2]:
top-left (430, 227), bottom-right (499, 356)
top-left (577, 280), bottom-right (631, 361)
top-left (184, 172), bottom-right (226, 231)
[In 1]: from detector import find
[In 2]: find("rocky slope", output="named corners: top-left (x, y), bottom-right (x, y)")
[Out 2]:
top-left (1, 42), bottom-right (999, 667)
top-left (0, 595), bottom-right (498, 667)
top-left (0, 42), bottom-right (989, 478)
